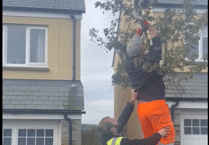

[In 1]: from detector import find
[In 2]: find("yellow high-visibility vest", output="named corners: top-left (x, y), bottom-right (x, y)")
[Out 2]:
top-left (107, 137), bottom-right (123, 145)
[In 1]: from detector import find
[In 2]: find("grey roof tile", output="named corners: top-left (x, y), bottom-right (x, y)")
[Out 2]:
top-left (53, 101), bottom-right (63, 105)
top-left (3, 0), bottom-right (85, 12)
top-left (3, 86), bottom-right (10, 91)
top-left (20, 86), bottom-right (31, 91)
top-left (48, 97), bottom-right (59, 101)
top-left (47, 105), bottom-right (59, 109)
top-left (30, 86), bottom-right (41, 91)
top-left (28, 96), bottom-right (39, 100)
top-left (10, 86), bottom-right (21, 91)
top-left (38, 96), bottom-right (49, 100)
top-left (26, 105), bottom-right (37, 109)
top-left (15, 105), bottom-right (26, 109)
top-left (37, 105), bottom-right (48, 109)
top-left (58, 97), bottom-right (68, 101)
top-left (3, 100), bottom-right (11, 105)
top-left (21, 101), bottom-right (33, 104)
top-left (4, 105), bottom-right (15, 109)
top-left (14, 91), bottom-right (24, 95)
top-left (42, 101), bottom-right (53, 105)
top-left (32, 101), bottom-right (42, 105)
top-left (3, 79), bottom-right (84, 111)
top-left (11, 101), bottom-right (22, 104)
top-left (157, 0), bottom-right (207, 5)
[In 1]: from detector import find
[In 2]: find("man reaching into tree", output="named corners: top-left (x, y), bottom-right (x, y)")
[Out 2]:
top-left (125, 19), bottom-right (175, 145)
top-left (98, 89), bottom-right (170, 145)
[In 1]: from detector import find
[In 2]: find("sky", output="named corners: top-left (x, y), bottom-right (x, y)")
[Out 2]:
top-left (81, 0), bottom-right (118, 124)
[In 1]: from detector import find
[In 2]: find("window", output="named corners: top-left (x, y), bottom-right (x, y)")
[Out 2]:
top-left (18, 129), bottom-right (53, 145)
top-left (3, 129), bottom-right (12, 145)
top-left (184, 119), bottom-right (208, 135)
top-left (187, 26), bottom-right (208, 62)
top-left (2, 25), bottom-right (48, 67)
top-left (2, 127), bottom-right (56, 145)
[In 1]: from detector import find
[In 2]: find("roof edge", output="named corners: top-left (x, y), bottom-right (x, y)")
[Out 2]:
top-left (3, 6), bottom-right (85, 14)
top-left (3, 109), bottom-right (86, 114)
top-left (165, 97), bottom-right (208, 101)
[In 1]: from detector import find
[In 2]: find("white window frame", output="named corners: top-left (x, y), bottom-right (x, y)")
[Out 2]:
top-left (181, 114), bottom-right (208, 138)
top-left (184, 24), bottom-right (208, 62)
top-left (2, 24), bottom-right (48, 67)
top-left (3, 125), bottom-right (58, 145)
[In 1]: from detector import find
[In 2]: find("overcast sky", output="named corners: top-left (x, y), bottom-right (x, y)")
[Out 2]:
top-left (81, 0), bottom-right (118, 124)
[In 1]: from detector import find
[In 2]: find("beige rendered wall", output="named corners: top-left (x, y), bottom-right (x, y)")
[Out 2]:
top-left (114, 85), bottom-right (143, 139)
top-left (3, 16), bottom-right (81, 80)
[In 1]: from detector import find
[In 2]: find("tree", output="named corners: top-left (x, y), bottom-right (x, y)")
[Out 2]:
top-left (89, 0), bottom-right (208, 88)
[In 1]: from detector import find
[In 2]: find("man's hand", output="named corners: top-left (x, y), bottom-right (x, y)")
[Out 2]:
top-left (130, 89), bottom-right (138, 104)
top-left (158, 126), bottom-right (170, 138)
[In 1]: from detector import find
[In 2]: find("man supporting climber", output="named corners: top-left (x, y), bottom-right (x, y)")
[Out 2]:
top-left (125, 18), bottom-right (175, 145)
top-left (98, 89), bottom-right (170, 145)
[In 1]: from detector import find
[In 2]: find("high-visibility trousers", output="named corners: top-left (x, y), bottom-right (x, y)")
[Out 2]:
top-left (137, 100), bottom-right (175, 144)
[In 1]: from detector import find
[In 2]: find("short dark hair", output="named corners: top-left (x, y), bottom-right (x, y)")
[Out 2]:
top-left (98, 117), bottom-right (112, 134)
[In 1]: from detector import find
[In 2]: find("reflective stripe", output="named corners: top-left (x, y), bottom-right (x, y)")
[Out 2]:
top-left (107, 137), bottom-right (123, 145)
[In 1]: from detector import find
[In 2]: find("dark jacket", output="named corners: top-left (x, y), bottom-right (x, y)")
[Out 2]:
top-left (103, 102), bottom-right (162, 145)
top-left (125, 36), bottom-right (165, 101)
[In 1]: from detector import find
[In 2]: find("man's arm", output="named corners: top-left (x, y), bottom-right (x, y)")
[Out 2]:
top-left (117, 90), bottom-right (138, 134)
top-left (120, 133), bottom-right (161, 145)
top-left (143, 21), bottom-right (162, 64)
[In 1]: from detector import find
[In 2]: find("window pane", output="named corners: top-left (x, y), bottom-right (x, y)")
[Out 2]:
top-left (30, 29), bottom-right (45, 63)
top-left (18, 138), bottom-right (26, 145)
top-left (184, 127), bottom-right (191, 134)
top-left (45, 138), bottom-right (53, 145)
top-left (192, 119), bottom-right (199, 126)
top-left (27, 138), bottom-right (35, 145)
top-left (36, 138), bottom-right (44, 145)
top-left (46, 129), bottom-right (53, 137)
top-left (201, 128), bottom-right (208, 134)
top-left (187, 42), bottom-right (199, 59)
top-left (7, 26), bottom-right (26, 64)
top-left (3, 138), bottom-right (11, 145)
top-left (193, 127), bottom-right (199, 134)
top-left (19, 129), bottom-right (26, 137)
top-left (4, 129), bottom-right (12, 136)
top-left (184, 119), bottom-right (191, 126)
top-left (37, 129), bottom-right (44, 137)
top-left (201, 119), bottom-right (208, 126)
top-left (28, 129), bottom-right (35, 137)
top-left (202, 37), bottom-right (208, 58)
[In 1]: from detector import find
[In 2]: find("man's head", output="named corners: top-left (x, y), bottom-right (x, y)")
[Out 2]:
top-left (98, 117), bottom-right (119, 137)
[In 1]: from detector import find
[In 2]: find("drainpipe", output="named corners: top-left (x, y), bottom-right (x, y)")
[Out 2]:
top-left (70, 15), bottom-right (76, 81)
top-left (64, 114), bottom-right (72, 145)
top-left (170, 100), bottom-right (179, 123)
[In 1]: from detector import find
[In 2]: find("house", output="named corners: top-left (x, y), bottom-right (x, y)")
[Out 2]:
top-left (2, 0), bottom-right (85, 145)
top-left (113, 0), bottom-right (208, 145)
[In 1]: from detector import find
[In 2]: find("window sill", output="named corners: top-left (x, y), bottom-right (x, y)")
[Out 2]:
top-left (3, 66), bottom-right (49, 72)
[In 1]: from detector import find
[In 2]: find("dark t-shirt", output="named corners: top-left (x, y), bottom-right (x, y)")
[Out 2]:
top-left (125, 36), bottom-right (165, 101)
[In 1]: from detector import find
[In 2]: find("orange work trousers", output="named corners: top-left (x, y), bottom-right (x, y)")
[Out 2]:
top-left (137, 100), bottom-right (175, 144)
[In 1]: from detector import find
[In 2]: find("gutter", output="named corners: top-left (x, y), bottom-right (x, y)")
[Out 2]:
top-left (64, 114), bottom-right (72, 145)
top-left (170, 100), bottom-right (179, 122)
top-left (166, 97), bottom-right (207, 123)
top-left (70, 15), bottom-right (76, 81)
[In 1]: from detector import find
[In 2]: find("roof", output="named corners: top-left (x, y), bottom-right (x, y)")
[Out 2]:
top-left (157, 0), bottom-right (208, 5)
top-left (3, 0), bottom-right (85, 13)
top-left (3, 79), bottom-right (84, 111)
top-left (165, 73), bottom-right (208, 100)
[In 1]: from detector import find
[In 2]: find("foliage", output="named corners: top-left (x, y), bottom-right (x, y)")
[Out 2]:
top-left (89, 0), bottom-right (208, 88)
